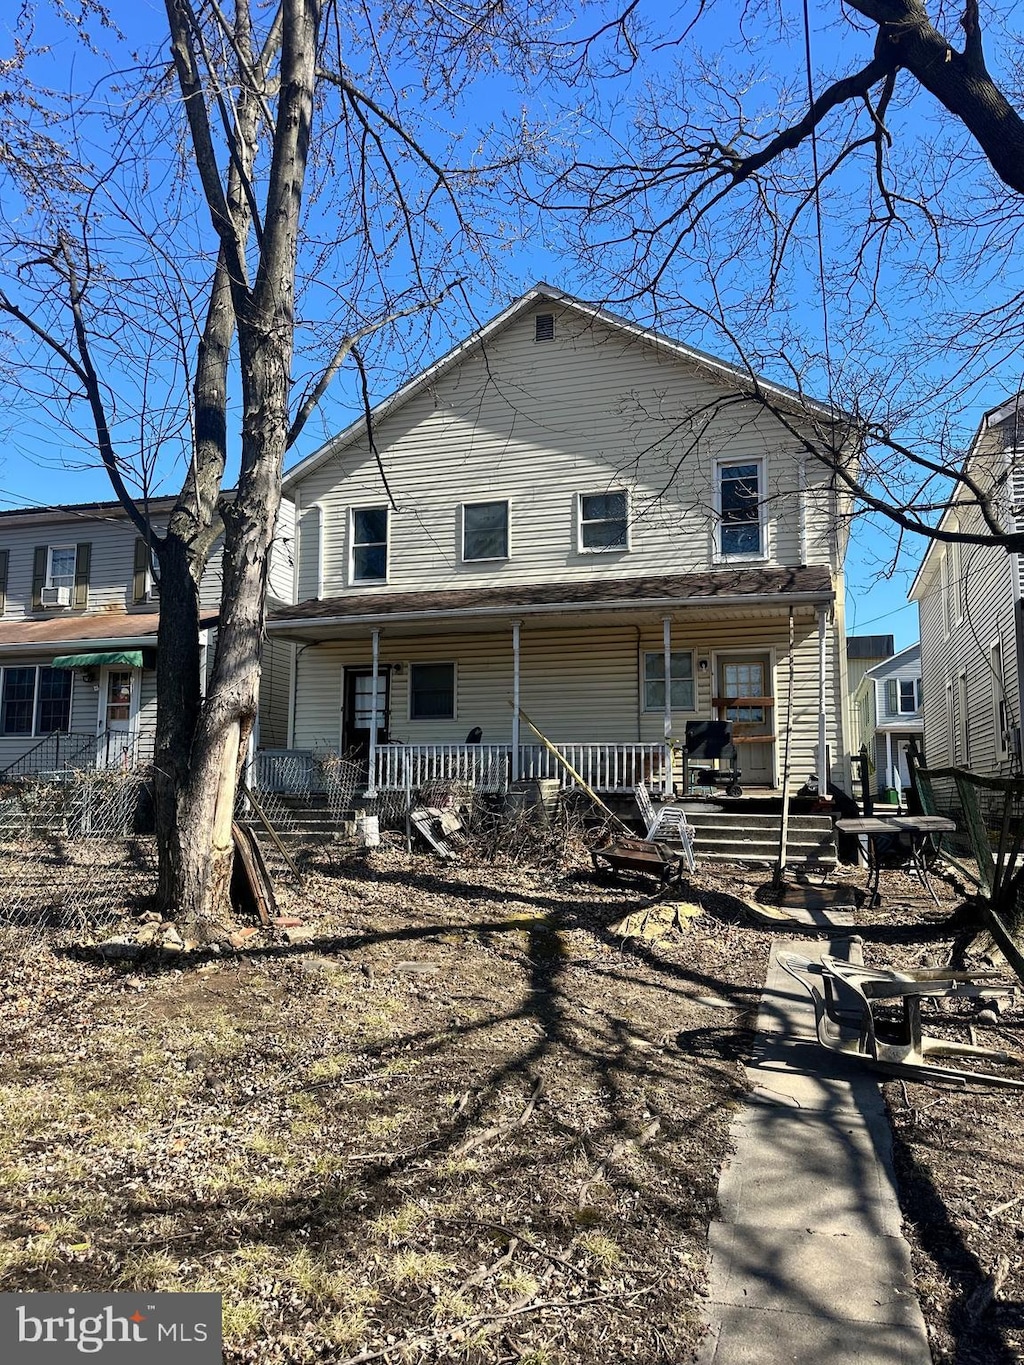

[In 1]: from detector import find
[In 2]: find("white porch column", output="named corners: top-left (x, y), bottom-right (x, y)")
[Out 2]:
top-left (885, 731), bottom-right (894, 793)
top-left (662, 616), bottom-right (673, 739)
top-left (368, 627), bottom-right (381, 798)
top-left (511, 619), bottom-right (522, 781)
top-left (817, 606), bottom-right (828, 785)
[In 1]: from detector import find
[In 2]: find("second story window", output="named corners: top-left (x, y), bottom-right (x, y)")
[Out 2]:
top-left (462, 501), bottom-right (509, 561)
top-left (34, 542), bottom-right (90, 610)
top-left (717, 461), bottom-right (763, 557)
top-left (898, 679), bottom-right (921, 713)
top-left (48, 546), bottom-right (77, 590)
top-left (579, 492), bottom-right (628, 551)
top-left (351, 507), bottom-right (388, 582)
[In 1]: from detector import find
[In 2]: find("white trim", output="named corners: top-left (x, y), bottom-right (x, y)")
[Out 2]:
top-left (641, 647), bottom-right (695, 714)
top-left (313, 504), bottom-right (324, 598)
top-left (349, 504), bottom-right (390, 585)
top-left (712, 456), bottom-right (769, 563)
top-left (0, 662), bottom-right (74, 739)
top-left (991, 635), bottom-right (1009, 761)
top-left (461, 498), bottom-right (511, 563)
top-left (713, 646), bottom-right (778, 786)
top-left (407, 660), bottom-right (458, 723)
top-left (46, 544), bottom-right (77, 590)
top-left (576, 489), bottom-right (630, 554)
top-left (95, 665), bottom-right (139, 768)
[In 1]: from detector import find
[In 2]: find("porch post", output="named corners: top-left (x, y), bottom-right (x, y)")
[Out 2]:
top-left (368, 627), bottom-right (381, 798)
top-left (662, 616), bottom-right (673, 739)
top-left (885, 731), bottom-right (894, 795)
top-left (817, 606), bottom-right (828, 786)
top-left (511, 619), bottom-right (521, 782)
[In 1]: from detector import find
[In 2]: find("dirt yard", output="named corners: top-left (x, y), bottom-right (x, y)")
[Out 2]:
top-left (0, 836), bottom-right (1022, 1364)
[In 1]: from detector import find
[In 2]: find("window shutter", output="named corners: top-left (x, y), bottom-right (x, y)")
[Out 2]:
top-left (885, 680), bottom-right (897, 716)
top-left (32, 546), bottom-right (47, 611)
top-left (133, 538), bottom-right (149, 603)
top-left (73, 542), bottom-right (91, 609)
top-left (0, 549), bottom-right (7, 616)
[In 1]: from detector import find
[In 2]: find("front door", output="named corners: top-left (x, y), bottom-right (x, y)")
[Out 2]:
top-left (97, 668), bottom-right (136, 767)
top-left (342, 669), bottom-right (390, 766)
top-left (718, 654), bottom-right (774, 786)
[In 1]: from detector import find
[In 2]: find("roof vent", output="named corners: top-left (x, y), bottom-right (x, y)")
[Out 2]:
top-left (534, 313), bottom-right (554, 342)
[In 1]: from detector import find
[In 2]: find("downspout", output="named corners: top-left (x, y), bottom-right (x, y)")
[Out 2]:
top-left (368, 627), bottom-right (380, 798)
top-left (511, 619), bottom-right (521, 783)
top-left (662, 616), bottom-right (673, 741)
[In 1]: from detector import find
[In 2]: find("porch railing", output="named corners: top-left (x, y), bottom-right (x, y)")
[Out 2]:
top-left (0, 731), bottom-right (115, 780)
top-left (373, 741), bottom-right (673, 796)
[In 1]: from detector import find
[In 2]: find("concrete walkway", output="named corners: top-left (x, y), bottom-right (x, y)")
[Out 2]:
top-left (700, 938), bottom-right (933, 1364)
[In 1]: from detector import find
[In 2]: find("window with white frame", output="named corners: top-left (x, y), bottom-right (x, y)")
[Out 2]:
top-left (957, 670), bottom-right (970, 766)
top-left (47, 546), bottom-right (77, 590)
top-left (462, 501), bottom-right (509, 561)
top-left (351, 507), bottom-right (388, 582)
top-left (898, 678), bottom-right (921, 714)
top-left (0, 666), bottom-right (72, 736)
top-left (717, 461), bottom-right (763, 557)
top-left (579, 492), bottom-right (628, 551)
top-left (409, 662), bottom-right (455, 720)
top-left (643, 651), bottom-right (695, 712)
top-left (940, 551), bottom-right (951, 638)
top-left (992, 640), bottom-right (1010, 759)
top-left (949, 537), bottom-right (964, 625)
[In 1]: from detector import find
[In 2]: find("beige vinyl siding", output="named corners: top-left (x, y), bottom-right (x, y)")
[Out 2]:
top-left (267, 498), bottom-right (296, 604)
top-left (258, 635), bottom-right (293, 748)
top-left (0, 512), bottom-right (223, 617)
top-left (292, 311), bottom-right (840, 602)
top-left (289, 610), bottom-right (843, 788)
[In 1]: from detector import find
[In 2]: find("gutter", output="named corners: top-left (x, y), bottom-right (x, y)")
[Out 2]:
top-left (0, 633), bottom-right (161, 655)
top-left (268, 588), bottom-right (835, 634)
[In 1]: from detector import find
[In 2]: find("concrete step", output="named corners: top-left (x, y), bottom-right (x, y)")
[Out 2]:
top-left (660, 812), bottom-right (838, 866)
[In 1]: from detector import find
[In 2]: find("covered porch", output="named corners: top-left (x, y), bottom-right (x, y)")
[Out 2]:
top-left (266, 567), bottom-right (841, 798)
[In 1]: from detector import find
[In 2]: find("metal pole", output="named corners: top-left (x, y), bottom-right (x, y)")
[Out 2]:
top-left (368, 627), bottom-right (380, 798)
top-left (662, 616), bottom-right (673, 740)
top-left (511, 619), bottom-right (521, 782)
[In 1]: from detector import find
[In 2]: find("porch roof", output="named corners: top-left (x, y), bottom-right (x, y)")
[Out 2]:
top-left (268, 566), bottom-right (834, 640)
top-left (0, 611), bottom-right (217, 656)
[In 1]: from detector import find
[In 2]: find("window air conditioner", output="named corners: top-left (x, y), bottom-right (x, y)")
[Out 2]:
top-left (41, 585), bottom-right (72, 607)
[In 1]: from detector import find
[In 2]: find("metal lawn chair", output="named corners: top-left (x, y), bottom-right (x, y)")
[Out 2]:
top-left (633, 784), bottom-right (696, 871)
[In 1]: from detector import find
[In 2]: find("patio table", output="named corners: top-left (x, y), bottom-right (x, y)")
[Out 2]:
top-left (835, 814), bottom-right (956, 906)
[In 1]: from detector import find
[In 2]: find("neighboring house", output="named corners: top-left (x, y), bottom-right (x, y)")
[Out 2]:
top-left (843, 635), bottom-right (894, 767)
top-left (910, 395), bottom-right (1024, 777)
top-left (267, 283), bottom-right (855, 796)
top-left (852, 642), bottom-right (924, 799)
top-left (0, 496), bottom-right (294, 774)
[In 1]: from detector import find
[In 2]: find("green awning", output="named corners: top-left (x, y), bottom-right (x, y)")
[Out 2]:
top-left (51, 649), bottom-right (156, 669)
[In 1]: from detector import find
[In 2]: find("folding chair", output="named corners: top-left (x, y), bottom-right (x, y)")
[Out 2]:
top-left (633, 784), bottom-right (697, 871)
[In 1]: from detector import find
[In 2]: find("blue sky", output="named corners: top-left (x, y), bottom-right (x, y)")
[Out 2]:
top-left (2, 0), bottom-right (1018, 653)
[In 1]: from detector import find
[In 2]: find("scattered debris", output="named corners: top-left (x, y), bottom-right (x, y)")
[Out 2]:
top-left (410, 806), bottom-right (468, 859)
top-left (609, 901), bottom-right (701, 940)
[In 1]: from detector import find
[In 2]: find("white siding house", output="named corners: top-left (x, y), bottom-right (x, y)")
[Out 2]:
top-left (910, 397), bottom-right (1024, 777)
top-left (0, 495), bottom-right (295, 773)
top-left (852, 643), bottom-right (924, 800)
top-left (269, 284), bottom-right (854, 796)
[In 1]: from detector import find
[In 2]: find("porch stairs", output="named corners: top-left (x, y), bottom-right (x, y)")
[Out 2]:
top-left (665, 809), bottom-right (837, 869)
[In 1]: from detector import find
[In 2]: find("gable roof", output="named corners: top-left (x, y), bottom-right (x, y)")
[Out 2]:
top-left (283, 283), bottom-right (841, 492)
top-left (864, 641), bottom-right (920, 679)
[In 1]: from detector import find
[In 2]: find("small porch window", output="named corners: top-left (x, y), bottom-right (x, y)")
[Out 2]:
top-left (1, 667), bottom-right (36, 735)
top-left (351, 507), bottom-right (388, 582)
top-left (643, 652), bottom-right (694, 711)
top-left (37, 668), bottom-right (73, 733)
top-left (579, 492), bottom-right (628, 551)
top-left (410, 662), bottom-right (456, 720)
top-left (717, 461), bottom-right (763, 557)
top-left (462, 501), bottom-right (509, 561)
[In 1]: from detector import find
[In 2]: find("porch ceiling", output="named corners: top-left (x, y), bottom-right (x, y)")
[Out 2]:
top-left (268, 568), bottom-right (834, 641)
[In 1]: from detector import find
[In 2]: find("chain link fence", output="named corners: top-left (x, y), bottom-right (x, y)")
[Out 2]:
top-left (0, 769), bottom-right (155, 933)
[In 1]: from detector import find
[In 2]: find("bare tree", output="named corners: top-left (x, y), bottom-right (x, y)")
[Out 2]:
top-left (538, 0), bottom-right (1024, 560)
top-left (0, 0), bottom-right (567, 926)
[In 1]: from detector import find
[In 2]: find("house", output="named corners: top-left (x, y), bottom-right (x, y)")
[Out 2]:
top-left (910, 396), bottom-right (1024, 777)
top-left (267, 284), bottom-right (855, 798)
top-left (0, 496), bottom-right (294, 775)
top-left (851, 642), bottom-right (924, 800)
